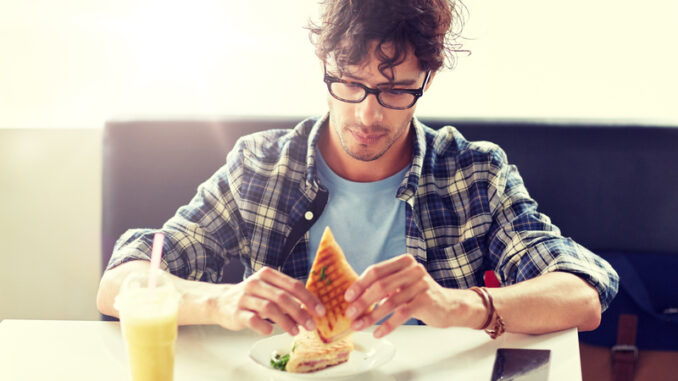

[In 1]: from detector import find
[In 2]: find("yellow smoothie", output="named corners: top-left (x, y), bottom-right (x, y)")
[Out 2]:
top-left (116, 272), bottom-right (180, 381)
top-left (121, 310), bottom-right (177, 381)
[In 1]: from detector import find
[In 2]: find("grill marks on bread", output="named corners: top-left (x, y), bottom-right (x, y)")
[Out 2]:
top-left (305, 227), bottom-right (359, 343)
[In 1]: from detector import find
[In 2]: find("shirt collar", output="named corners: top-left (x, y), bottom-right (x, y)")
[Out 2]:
top-left (398, 117), bottom-right (427, 201)
top-left (302, 112), bottom-right (427, 199)
top-left (303, 113), bottom-right (330, 190)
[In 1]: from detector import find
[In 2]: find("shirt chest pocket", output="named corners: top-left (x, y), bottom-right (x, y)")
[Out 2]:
top-left (424, 236), bottom-right (485, 289)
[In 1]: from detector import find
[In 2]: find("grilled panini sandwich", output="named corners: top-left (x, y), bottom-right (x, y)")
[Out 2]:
top-left (305, 226), bottom-right (360, 344)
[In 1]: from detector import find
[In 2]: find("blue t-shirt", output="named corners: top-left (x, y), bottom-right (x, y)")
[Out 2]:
top-left (309, 150), bottom-right (409, 274)
top-left (309, 150), bottom-right (418, 325)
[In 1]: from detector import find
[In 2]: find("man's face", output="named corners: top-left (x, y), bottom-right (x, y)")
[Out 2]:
top-left (326, 43), bottom-right (431, 162)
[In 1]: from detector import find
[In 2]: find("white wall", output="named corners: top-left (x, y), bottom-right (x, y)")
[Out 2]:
top-left (0, 129), bottom-right (101, 320)
top-left (421, 0), bottom-right (678, 120)
top-left (1, 0), bottom-right (677, 129)
top-left (1, 0), bottom-right (676, 321)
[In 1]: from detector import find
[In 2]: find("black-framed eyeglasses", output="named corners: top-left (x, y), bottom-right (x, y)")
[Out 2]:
top-left (323, 66), bottom-right (431, 110)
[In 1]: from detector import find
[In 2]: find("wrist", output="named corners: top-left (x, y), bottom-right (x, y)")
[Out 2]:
top-left (466, 288), bottom-right (491, 329)
top-left (176, 280), bottom-right (229, 326)
top-left (469, 286), bottom-right (506, 339)
top-left (441, 288), bottom-right (492, 329)
top-left (202, 283), bottom-right (231, 326)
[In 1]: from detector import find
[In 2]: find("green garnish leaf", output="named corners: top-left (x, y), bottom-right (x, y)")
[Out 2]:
top-left (326, 278), bottom-right (332, 285)
top-left (270, 353), bottom-right (290, 371)
top-left (319, 265), bottom-right (327, 281)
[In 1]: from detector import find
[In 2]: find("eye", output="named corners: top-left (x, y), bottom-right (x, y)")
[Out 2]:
top-left (344, 82), bottom-right (362, 89)
top-left (385, 89), bottom-right (407, 95)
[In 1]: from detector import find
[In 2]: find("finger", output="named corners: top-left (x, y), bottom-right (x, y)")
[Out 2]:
top-left (240, 294), bottom-right (299, 336)
top-left (236, 309), bottom-right (274, 335)
top-left (373, 302), bottom-right (418, 338)
top-left (345, 254), bottom-right (416, 302)
top-left (256, 267), bottom-right (326, 316)
top-left (355, 266), bottom-right (423, 314)
top-left (351, 278), bottom-right (427, 330)
top-left (347, 260), bottom-right (426, 320)
top-left (246, 280), bottom-right (317, 331)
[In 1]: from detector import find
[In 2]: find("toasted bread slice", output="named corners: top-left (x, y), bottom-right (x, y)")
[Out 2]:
top-left (305, 227), bottom-right (359, 343)
top-left (286, 328), bottom-right (353, 373)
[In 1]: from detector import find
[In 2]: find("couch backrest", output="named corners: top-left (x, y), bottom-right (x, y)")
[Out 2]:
top-left (102, 118), bottom-right (678, 282)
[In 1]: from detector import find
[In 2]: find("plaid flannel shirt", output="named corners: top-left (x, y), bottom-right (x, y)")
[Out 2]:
top-left (108, 114), bottom-right (619, 311)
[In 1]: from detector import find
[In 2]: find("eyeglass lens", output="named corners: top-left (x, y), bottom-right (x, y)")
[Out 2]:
top-left (329, 82), bottom-right (416, 109)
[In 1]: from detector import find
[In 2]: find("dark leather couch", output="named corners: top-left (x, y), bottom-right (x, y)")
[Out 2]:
top-left (103, 117), bottom-right (677, 275)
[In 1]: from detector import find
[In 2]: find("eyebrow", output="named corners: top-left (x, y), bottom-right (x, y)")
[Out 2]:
top-left (340, 71), bottom-right (419, 87)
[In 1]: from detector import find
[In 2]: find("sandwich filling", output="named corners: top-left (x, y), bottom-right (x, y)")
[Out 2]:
top-left (284, 329), bottom-right (354, 373)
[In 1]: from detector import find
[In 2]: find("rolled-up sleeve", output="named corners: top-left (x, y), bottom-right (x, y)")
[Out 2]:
top-left (106, 147), bottom-right (251, 283)
top-left (485, 147), bottom-right (619, 311)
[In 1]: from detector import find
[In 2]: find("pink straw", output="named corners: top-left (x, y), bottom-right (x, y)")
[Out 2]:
top-left (148, 232), bottom-right (165, 288)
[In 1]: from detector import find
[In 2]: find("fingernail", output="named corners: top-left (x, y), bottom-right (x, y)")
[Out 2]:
top-left (316, 305), bottom-right (326, 316)
top-left (306, 319), bottom-right (315, 330)
top-left (352, 319), bottom-right (363, 330)
top-left (374, 327), bottom-right (384, 338)
top-left (345, 289), bottom-right (355, 301)
top-left (346, 306), bottom-right (356, 319)
top-left (291, 326), bottom-right (299, 336)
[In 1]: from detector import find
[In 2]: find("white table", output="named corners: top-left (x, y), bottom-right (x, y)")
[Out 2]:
top-left (0, 319), bottom-right (581, 380)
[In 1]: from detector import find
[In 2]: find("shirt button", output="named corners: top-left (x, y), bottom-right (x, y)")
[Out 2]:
top-left (304, 211), bottom-right (314, 221)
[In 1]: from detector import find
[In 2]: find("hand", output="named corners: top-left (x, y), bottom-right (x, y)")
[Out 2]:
top-left (212, 267), bottom-right (326, 336)
top-left (344, 254), bottom-right (467, 338)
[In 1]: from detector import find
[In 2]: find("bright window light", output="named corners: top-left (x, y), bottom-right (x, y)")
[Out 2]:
top-left (0, 0), bottom-right (676, 128)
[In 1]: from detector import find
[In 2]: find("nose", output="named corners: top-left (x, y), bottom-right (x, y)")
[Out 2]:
top-left (355, 93), bottom-right (384, 127)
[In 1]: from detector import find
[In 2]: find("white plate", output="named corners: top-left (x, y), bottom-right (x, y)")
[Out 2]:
top-left (249, 332), bottom-right (395, 379)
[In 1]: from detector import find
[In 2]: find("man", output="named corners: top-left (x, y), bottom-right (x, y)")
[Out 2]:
top-left (97, 0), bottom-right (618, 340)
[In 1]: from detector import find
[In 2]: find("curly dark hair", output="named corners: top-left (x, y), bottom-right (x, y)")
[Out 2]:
top-left (307, 0), bottom-right (467, 79)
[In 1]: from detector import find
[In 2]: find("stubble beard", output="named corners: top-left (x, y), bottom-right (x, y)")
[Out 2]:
top-left (332, 118), bottom-right (407, 162)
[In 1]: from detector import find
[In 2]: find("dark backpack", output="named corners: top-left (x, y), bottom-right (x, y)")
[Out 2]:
top-left (579, 252), bottom-right (678, 351)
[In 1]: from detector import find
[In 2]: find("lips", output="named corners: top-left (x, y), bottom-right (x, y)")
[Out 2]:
top-left (350, 129), bottom-right (385, 145)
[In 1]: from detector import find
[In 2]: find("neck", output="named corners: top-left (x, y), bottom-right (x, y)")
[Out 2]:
top-left (318, 123), bottom-right (413, 183)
